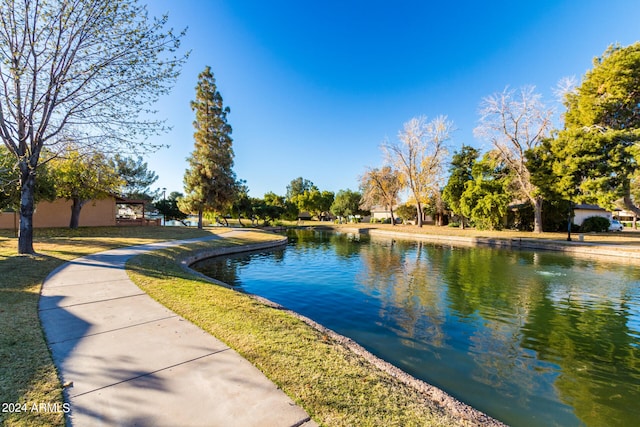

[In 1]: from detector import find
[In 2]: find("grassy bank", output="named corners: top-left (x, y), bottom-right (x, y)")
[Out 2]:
top-left (326, 222), bottom-right (640, 246)
top-left (127, 231), bottom-right (469, 427)
top-left (0, 227), bottom-right (221, 427)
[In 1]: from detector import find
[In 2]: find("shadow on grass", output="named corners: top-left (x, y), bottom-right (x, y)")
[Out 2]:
top-left (0, 252), bottom-right (68, 426)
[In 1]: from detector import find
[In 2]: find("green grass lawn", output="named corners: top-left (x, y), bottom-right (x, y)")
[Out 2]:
top-left (0, 226), bottom-right (222, 427)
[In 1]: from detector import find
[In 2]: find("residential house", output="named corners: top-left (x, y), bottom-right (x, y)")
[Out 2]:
top-left (572, 204), bottom-right (612, 226)
top-left (0, 196), bottom-right (158, 229)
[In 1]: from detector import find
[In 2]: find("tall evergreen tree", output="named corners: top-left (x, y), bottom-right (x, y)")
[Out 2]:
top-left (181, 66), bottom-right (236, 229)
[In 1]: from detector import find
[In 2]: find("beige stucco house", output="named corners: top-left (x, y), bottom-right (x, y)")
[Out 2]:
top-left (0, 197), bottom-right (118, 229)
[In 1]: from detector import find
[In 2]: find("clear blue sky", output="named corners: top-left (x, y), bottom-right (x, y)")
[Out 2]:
top-left (143, 0), bottom-right (640, 198)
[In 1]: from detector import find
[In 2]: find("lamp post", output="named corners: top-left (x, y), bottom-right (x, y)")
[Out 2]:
top-left (566, 200), bottom-right (573, 241)
top-left (162, 188), bottom-right (166, 226)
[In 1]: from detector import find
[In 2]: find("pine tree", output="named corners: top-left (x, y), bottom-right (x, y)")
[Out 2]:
top-left (181, 66), bottom-right (236, 229)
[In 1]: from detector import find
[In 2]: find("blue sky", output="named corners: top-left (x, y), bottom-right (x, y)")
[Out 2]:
top-left (144, 0), bottom-right (640, 198)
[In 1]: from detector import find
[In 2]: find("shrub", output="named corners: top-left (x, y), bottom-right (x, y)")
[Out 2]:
top-left (580, 216), bottom-right (610, 232)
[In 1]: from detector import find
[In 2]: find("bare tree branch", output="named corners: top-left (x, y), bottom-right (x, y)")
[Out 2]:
top-left (0, 0), bottom-right (187, 253)
top-left (474, 85), bottom-right (554, 232)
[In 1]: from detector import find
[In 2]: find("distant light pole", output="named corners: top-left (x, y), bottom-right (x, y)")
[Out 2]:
top-left (162, 188), bottom-right (166, 226)
top-left (566, 200), bottom-right (573, 241)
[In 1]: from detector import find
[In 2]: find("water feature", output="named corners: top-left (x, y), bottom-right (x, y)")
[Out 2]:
top-left (192, 229), bottom-right (640, 426)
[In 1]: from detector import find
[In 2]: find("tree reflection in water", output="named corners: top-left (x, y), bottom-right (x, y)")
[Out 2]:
top-left (193, 230), bottom-right (640, 427)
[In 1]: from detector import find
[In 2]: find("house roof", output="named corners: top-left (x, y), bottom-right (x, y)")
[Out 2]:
top-left (574, 204), bottom-right (606, 211)
top-left (115, 196), bottom-right (148, 205)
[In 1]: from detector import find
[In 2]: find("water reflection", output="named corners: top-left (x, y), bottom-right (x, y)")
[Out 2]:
top-left (192, 229), bottom-right (640, 427)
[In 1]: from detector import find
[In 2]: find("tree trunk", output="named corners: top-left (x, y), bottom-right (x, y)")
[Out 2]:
top-left (623, 193), bottom-right (640, 217)
top-left (389, 206), bottom-right (396, 226)
top-left (197, 209), bottom-right (203, 229)
top-left (18, 167), bottom-right (36, 254)
top-left (69, 198), bottom-right (85, 229)
top-left (533, 196), bottom-right (543, 233)
top-left (416, 202), bottom-right (423, 227)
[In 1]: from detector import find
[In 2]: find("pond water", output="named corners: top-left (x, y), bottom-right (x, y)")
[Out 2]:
top-left (192, 229), bottom-right (640, 427)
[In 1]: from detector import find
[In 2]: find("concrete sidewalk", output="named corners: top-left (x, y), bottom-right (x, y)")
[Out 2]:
top-left (39, 233), bottom-right (317, 427)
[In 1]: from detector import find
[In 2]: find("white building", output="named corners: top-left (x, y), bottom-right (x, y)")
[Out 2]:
top-left (572, 204), bottom-right (612, 226)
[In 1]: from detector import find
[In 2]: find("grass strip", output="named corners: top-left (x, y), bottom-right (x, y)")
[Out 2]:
top-left (127, 230), bottom-right (467, 427)
top-left (0, 227), bottom-right (223, 427)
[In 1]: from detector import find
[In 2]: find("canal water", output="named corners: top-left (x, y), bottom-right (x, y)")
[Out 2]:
top-left (192, 229), bottom-right (640, 427)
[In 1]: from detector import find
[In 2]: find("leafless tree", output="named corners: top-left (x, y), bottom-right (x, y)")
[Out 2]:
top-left (383, 115), bottom-right (453, 227)
top-left (359, 166), bottom-right (402, 225)
top-left (474, 86), bottom-right (553, 233)
top-left (0, 0), bottom-right (186, 253)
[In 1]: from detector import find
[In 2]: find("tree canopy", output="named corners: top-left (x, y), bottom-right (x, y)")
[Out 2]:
top-left (286, 177), bottom-right (317, 201)
top-left (0, 0), bottom-right (186, 253)
top-left (459, 153), bottom-right (512, 230)
top-left (538, 43), bottom-right (640, 216)
top-left (52, 148), bottom-right (123, 228)
top-left (564, 43), bottom-right (640, 130)
top-left (443, 145), bottom-right (480, 228)
top-left (331, 189), bottom-right (366, 220)
top-left (154, 191), bottom-right (188, 224)
top-left (112, 155), bottom-right (159, 200)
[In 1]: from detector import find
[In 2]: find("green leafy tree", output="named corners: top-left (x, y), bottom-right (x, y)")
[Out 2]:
top-left (395, 203), bottom-right (416, 223)
top-left (290, 189), bottom-right (334, 219)
top-left (286, 177), bottom-right (316, 201)
top-left (330, 189), bottom-right (366, 221)
top-left (0, 0), bottom-right (186, 253)
top-left (534, 128), bottom-right (640, 210)
top-left (251, 194), bottom-right (287, 225)
top-left (263, 191), bottom-right (298, 221)
top-left (154, 191), bottom-right (188, 223)
top-left (317, 190), bottom-right (335, 218)
top-left (443, 145), bottom-right (480, 229)
top-left (52, 149), bottom-right (123, 229)
top-left (556, 43), bottom-right (640, 216)
top-left (460, 153), bottom-right (512, 230)
top-left (0, 146), bottom-right (56, 210)
top-left (264, 191), bottom-right (298, 221)
top-left (229, 181), bottom-right (253, 226)
top-left (112, 155), bottom-right (159, 200)
top-left (359, 166), bottom-right (402, 226)
top-left (181, 66), bottom-right (237, 229)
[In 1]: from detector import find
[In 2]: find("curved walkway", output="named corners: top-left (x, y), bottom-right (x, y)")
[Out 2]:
top-left (39, 233), bottom-right (316, 427)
